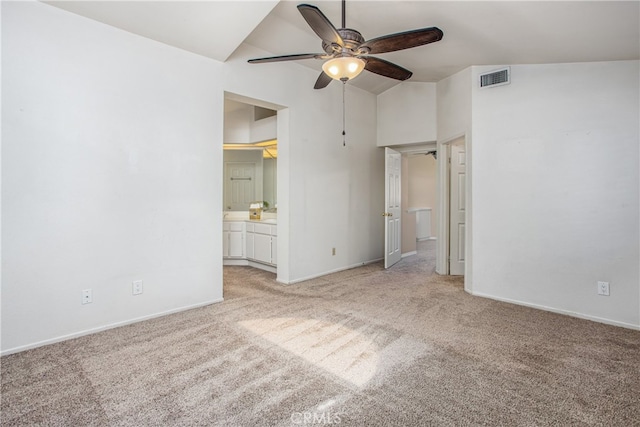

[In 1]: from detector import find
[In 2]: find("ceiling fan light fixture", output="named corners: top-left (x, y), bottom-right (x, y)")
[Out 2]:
top-left (248, 1), bottom-right (444, 89)
top-left (322, 56), bottom-right (365, 81)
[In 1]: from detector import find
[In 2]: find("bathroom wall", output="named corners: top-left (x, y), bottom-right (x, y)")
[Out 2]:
top-left (408, 154), bottom-right (437, 237)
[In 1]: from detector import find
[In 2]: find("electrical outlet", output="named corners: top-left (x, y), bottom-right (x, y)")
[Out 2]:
top-left (597, 281), bottom-right (610, 296)
top-left (82, 289), bottom-right (92, 305)
top-left (132, 280), bottom-right (143, 295)
top-left (332, 247), bottom-right (336, 256)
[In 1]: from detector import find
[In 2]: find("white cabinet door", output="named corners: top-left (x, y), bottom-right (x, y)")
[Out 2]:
top-left (223, 221), bottom-right (245, 259)
top-left (242, 222), bottom-right (276, 266)
top-left (246, 232), bottom-right (255, 259)
top-left (229, 231), bottom-right (244, 257)
top-left (254, 233), bottom-right (272, 264)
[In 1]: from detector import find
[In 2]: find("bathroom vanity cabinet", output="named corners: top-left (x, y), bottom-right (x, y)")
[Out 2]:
top-left (223, 220), bottom-right (277, 272)
top-left (246, 222), bottom-right (277, 266)
top-left (223, 221), bottom-right (245, 258)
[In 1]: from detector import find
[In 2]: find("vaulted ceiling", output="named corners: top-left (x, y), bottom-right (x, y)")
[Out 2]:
top-left (46, 1), bottom-right (640, 94)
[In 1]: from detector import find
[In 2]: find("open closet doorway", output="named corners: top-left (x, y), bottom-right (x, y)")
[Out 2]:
top-left (222, 92), bottom-right (289, 288)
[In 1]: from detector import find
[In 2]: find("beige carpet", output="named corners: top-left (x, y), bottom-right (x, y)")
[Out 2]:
top-left (2, 241), bottom-right (640, 426)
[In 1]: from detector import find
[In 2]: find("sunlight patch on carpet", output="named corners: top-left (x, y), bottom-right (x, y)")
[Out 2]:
top-left (238, 317), bottom-right (380, 387)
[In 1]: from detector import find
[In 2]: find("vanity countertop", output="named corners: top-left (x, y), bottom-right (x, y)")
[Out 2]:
top-left (223, 217), bottom-right (276, 224)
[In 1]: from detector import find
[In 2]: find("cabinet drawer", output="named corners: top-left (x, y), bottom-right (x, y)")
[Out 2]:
top-left (246, 222), bottom-right (254, 232)
top-left (254, 223), bottom-right (271, 235)
top-left (270, 225), bottom-right (277, 236)
top-left (229, 222), bottom-right (244, 232)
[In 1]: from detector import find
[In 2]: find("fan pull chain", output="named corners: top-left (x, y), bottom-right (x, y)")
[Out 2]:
top-left (342, 81), bottom-right (346, 146)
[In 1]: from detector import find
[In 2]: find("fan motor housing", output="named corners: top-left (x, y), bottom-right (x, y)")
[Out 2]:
top-left (323, 28), bottom-right (365, 54)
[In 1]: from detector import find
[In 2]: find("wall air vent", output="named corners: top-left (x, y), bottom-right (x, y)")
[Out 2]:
top-left (479, 67), bottom-right (510, 88)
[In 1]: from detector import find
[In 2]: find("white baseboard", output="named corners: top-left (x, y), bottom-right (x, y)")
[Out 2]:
top-left (223, 259), bottom-right (249, 266)
top-left (282, 258), bottom-right (384, 285)
top-left (417, 237), bottom-right (437, 241)
top-left (224, 258), bottom-right (276, 273)
top-left (469, 290), bottom-right (640, 331)
top-left (1, 298), bottom-right (224, 356)
top-left (248, 261), bottom-right (276, 273)
top-left (402, 251), bottom-right (417, 258)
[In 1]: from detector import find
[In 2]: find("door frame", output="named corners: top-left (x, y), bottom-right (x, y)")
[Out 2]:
top-left (436, 133), bottom-right (472, 289)
top-left (393, 143), bottom-right (437, 259)
top-left (222, 92), bottom-right (289, 284)
top-left (448, 140), bottom-right (466, 275)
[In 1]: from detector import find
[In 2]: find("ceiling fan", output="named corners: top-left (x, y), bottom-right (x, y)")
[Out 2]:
top-left (248, 0), bottom-right (443, 89)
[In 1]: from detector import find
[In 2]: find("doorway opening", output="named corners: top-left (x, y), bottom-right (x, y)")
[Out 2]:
top-left (385, 143), bottom-right (438, 270)
top-left (222, 92), bottom-right (289, 288)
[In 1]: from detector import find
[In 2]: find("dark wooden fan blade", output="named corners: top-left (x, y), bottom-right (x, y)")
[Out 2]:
top-left (248, 53), bottom-right (324, 64)
top-left (360, 27), bottom-right (443, 54)
top-left (297, 4), bottom-right (344, 46)
top-left (314, 71), bottom-right (333, 89)
top-left (362, 56), bottom-right (413, 81)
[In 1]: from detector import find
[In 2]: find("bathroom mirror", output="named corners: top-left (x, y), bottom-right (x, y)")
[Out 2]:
top-left (223, 147), bottom-right (277, 211)
top-left (223, 99), bottom-right (277, 212)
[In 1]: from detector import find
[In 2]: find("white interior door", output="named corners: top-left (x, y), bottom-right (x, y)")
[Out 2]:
top-left (225, 162), bottom-right (255, 211)
top-left (449, 142), bottom-right (466, 275)
top-left (384, 148), bottom-right (402, 269)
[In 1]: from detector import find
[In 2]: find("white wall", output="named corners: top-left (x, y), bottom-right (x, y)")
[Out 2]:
top-left (408, 154), bottom-right (437, 237)
top-left (2, 1), bottom-right (224, 352)
top-left (401, 156), bottom-right (416, 255)
top-left (437, 68), bottom-right (472, 144)
top-left (224, 107), bottom-right (276, 144)
top-left (220, 44), bottom-right (382, 283)
top-left (286, 81), bottom-right (382, 281)
top-left (377, 82), bottom-right (437, 146)
top-left (470, 61), bottom-right (640, 328)
top-left (436, 68), bottom-right (472, 276)
top-left (1, 2), bottom-right (383, 353)
top-left (223, 107), bottom-right (251, 143)
top-left (250, 116), bottom-right (277, 143)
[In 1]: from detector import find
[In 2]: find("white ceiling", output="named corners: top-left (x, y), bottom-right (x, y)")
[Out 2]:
top-left (46, 1), bottom-right (640, 95)
top-left (44, 1), bottom-right (280, 62)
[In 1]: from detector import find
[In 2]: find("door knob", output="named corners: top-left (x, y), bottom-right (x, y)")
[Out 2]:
top-left (382, 212), bottom-right (393, 217)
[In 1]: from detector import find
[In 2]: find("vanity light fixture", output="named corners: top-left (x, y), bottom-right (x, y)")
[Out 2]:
top-left (223, 139), bottom-right (278, 158)
top-left (322, 56), bottom-right (365, 82)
